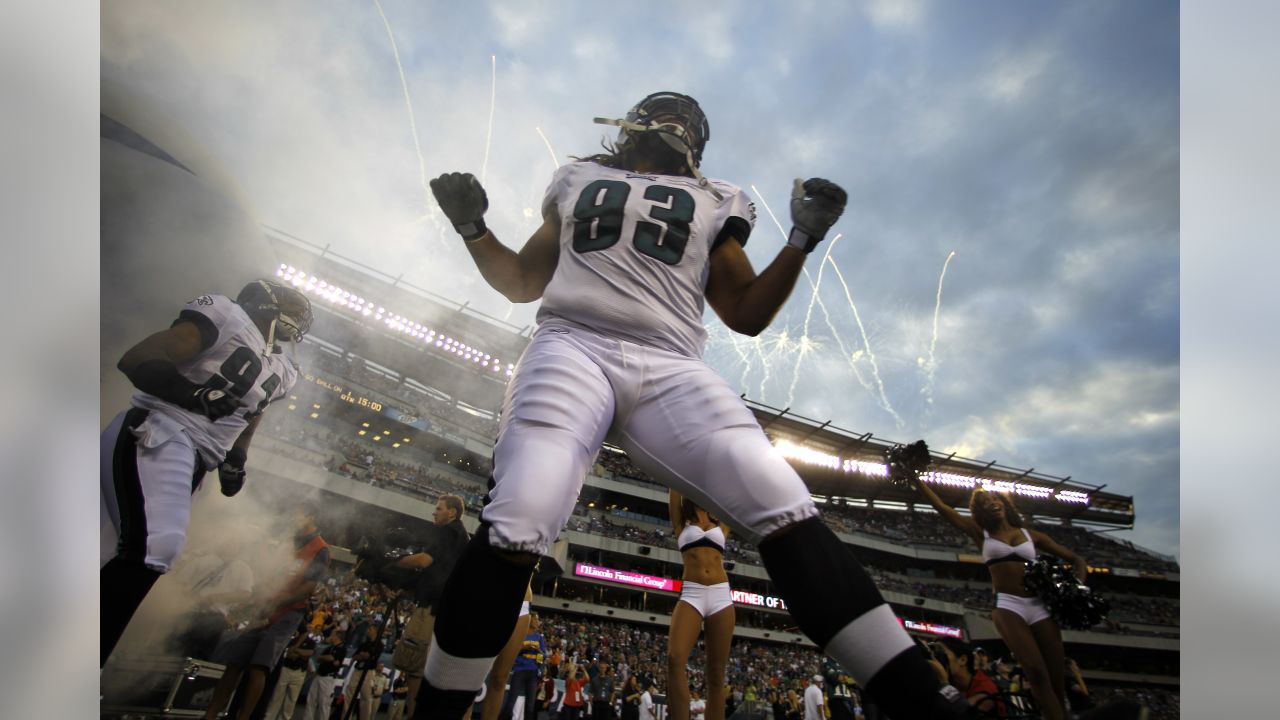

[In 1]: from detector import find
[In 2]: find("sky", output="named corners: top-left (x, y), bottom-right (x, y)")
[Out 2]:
top-left (100, 1), bottom-right (1180, 559)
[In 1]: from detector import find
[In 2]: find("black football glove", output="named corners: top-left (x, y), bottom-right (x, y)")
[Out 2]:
top-left (429, 172), bottom-right (490, 241)
top-left (787, 177), bottom-right (848, 253)
top-left (219, 447), bottom-right (247, 497)
top-left (185, 387), bottom-right (240, 421)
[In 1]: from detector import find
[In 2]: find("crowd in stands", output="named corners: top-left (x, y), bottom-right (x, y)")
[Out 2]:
top-left (301, 344), bottom-right (1180, 580)
top-left (307, 349), bottom-right (502, 440)
top-left (260, 413), bottom-right (1180, 639)
top-left (517, 610), bottom-right (1180, 720)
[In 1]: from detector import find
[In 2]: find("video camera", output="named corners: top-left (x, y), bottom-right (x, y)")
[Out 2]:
top-left (352, 527), bottom-right (425, 591)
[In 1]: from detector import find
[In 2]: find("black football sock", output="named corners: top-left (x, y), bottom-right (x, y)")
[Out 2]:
top-left (414, 525), bottom-right (536, 719)
top-left (758, 517), bottom-right (969, 719)
top-left (101, 557), bottom-right (161, 666)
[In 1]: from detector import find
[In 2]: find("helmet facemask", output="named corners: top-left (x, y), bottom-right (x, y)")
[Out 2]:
top-left (594, 92), bottom-right (721, 199)
top-left (238, 279), bottom-right (313, 352)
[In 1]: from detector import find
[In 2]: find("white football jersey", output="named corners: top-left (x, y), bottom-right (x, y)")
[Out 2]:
top-left (536, 161), bottom-right (756, 357)
top-left (131, 293), bottom-right (299, 468)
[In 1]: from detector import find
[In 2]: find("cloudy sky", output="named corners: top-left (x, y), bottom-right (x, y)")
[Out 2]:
top-left (101, 1), bottom-right (1179, 558)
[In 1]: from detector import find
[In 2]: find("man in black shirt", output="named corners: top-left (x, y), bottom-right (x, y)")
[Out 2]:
top-left (388, 672), bottom-right (411, 720)
top-left (304, 628), bottom-right (347, 720)
top-left (262, 622), bottom-right (315, 720)
top-left (352, 624), bottom-right (387, 720)
top-left (389, 494), bottom-right (469, 717)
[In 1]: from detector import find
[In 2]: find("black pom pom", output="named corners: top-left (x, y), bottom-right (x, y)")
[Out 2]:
top-left (1023, 557), bottom-right (1110, 630)
top-left (885, 439), bottom-right (931, 490)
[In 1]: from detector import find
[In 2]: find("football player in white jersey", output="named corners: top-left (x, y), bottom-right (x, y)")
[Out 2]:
top-left (100, 279), bottom-right (309, 667)
top-left (419, 92), bottom-right (971, 719)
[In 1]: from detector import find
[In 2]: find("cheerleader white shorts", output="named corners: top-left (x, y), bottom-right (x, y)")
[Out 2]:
top-left (995, 592), bottom-right (1052, 625)
top-left (679, 581), bottom-right (733, 618)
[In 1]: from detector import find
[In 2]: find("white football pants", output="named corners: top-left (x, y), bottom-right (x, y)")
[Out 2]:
top-left (100, 408), bottom-right (203, 573)
top-left (482, 319), bottom-right (818, 555)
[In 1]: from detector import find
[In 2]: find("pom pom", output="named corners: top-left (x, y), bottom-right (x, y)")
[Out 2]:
top-left (885, 439), bottom-right (931, 490)
top-left (1023, 557), bottom-right (1110, 630)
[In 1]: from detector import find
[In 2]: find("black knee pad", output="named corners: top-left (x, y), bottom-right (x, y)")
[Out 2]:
top-left (757, 517), bottom-right (886, 646)
top-left (431, 524), bottom-right (536, 657)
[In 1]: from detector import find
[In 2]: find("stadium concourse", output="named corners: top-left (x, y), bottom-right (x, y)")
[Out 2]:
top-left (104, 230), bottom-right (1178, 719)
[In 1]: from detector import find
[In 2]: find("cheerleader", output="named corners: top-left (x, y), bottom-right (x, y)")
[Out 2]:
top-left (916, 483), bottom-right (1087, 720)
top-left (667, 491), bottom-right (734, 720)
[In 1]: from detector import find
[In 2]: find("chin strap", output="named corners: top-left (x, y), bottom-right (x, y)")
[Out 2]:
top-left (593, 117), bottom-right (723, 201)
top-left (263, 317), bottom-right (278, 357)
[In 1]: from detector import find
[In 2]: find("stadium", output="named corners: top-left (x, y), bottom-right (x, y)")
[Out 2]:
top-left (102, 229), bottom-right (1178, 719)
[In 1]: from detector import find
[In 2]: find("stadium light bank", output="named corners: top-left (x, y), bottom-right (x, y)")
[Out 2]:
top-left (277, 264), bottom-right (517, 377)
top-left (771, 439), bottom-right (1090, 505)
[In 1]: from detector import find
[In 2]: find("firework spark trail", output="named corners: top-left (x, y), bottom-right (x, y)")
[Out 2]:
top-left (754, 334), bottom-right (775, 399)
top-left (750, 184), bottom-right (855, 356)
top-left (787, 234), bottom-right (842, 405)
top-left (728, 332), bottom-right (754, 389)
top-left (535, 127), bottom-right (561, 169)
top-left (753, 180), bottom-right (876, 401)
top-left (747, 184), bottom-right (857, 398)
top-left (481, 54), bottom-right (497, 184)
top-left (922, 250), bottom-right (957, 409)
top-left (371, 0), bottom-right (434, 220)
top-left (824, 254), bottom-right (904, 428)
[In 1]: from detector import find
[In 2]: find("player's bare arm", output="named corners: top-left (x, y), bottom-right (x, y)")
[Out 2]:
top-left (705, 178), bottom-right (847, 336)
top-left (465, 213), bottom-right (561, 303)
top-left (120, 320), bottom-right (207, 389)
top-left (431, 171), bottom-right (561, 302)
top-left (118, 320), bottom-right (242, 421)
top-left (705, 237), bottom-right (806, 337)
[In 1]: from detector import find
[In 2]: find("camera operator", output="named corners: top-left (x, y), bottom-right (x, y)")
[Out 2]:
top-left (388, 495), bottom-right (470, 717)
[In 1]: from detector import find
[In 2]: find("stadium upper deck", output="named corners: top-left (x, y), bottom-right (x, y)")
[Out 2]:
top-left (266, 228), bottom-right (1143, 532)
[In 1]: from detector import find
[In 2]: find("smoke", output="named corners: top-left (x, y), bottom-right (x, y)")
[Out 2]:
top-left (101, 483), bottom-right (307, 703)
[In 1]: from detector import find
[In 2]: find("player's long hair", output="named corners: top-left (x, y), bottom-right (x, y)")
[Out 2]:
top-left (572, 132), bottom-right (693, 178)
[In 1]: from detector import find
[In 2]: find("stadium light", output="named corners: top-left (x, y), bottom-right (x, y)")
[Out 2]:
top-left (274, 265), bottom-right (521, 383)
top-left (773, 438), bottom-right (1090, 504)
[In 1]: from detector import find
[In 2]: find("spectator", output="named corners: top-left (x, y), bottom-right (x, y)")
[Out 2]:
top-left (803, 676), bottom-right (824, 720)
top-left (304, 628), bottom-right (347, 720)
top-left (690, 688), bottom-right (706, 720)
top-left (358, 661), bottom-right (389, 720)
top-left (562, 663), bottom-right (589, 720)
top-left (592, 661), bottom-right (618, 720)
top-left (640, 678), bottom-right (658, 720)
top-left (389, 494), bottom-right (470, 717)
top-left (388, 672), bottom-right (410, 720)
top-left (936, 641), bottom-right (1002, 718)
top-left (261, 622), bottom-right (314, 720)
top-left (499, 612), bottom-right (547, 720)
top-left (620, 673), bottom-right (642, 720)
